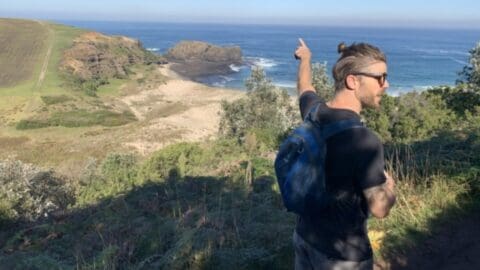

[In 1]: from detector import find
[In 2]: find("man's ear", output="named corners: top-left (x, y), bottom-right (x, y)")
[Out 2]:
top-left (345, 74), bottom-right (358, 90)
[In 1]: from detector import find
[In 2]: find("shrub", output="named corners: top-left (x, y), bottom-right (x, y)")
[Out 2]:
top-left (139, 143), bottom-right (205, 181)
top-left (362, 92), bottom-right (455, 143)
top-left (219, 67), bottom-right (299, 142)
top-left (457, 42), bottom-right (480, 89)
top-left (426, 85), bottom-right (480, 117)
top-left (16, 119), bottom-right (51, 130)
top-left (0, 159), bottom-right (75, 223)
top-left (77, 153), bottom-right (139, 205)
top-left (41, 95), bottom-right (73, 105)
top-left (61, 73), bottom-right (109, 97)
top-left (311, 62), bottom-right (334, 101)
top-left (15, 110), bottom-right (137, 130)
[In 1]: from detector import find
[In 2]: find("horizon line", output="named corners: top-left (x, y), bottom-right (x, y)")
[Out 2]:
top-left (59, 19), bottom-right (480, 31)
top-left (3, 16), bottom-right (480, 31)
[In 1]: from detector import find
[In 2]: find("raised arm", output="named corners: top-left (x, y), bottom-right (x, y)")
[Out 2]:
top-left (295, 38), bottom-right (315, 96)
top-left (363, 171), bottom-right (396, 218)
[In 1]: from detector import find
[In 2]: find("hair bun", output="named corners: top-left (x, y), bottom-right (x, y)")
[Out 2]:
top-left (337, 42), bottom-right (347, 54)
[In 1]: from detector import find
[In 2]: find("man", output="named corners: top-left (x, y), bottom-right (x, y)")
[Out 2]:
top-left (292, 38), bottom-right (396, 270)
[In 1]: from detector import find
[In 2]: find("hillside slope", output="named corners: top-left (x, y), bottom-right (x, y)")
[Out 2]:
top-left (0, 19), bottom-right (50, 88)
top-left (0, 18), bottom-right (242, 175)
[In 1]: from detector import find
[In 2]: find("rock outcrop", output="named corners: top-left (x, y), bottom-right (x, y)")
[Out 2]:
top-left (60, 32), bottom-right (166, 81)
top-left (165, 41), bottom-right (242, 79)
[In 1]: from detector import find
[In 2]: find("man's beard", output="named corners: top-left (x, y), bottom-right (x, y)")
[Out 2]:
top-left (360, 94), bottom-right (380, 109)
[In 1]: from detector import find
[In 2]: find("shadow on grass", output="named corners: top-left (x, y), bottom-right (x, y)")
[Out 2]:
top-left (2, 128), bottom-right (479, 269)
top-left (380, 128), bottom-right (480, 269)
top-left (386, 201), bottom-right (480, 270)
top-left (0, 170), bottom-right (295, 269)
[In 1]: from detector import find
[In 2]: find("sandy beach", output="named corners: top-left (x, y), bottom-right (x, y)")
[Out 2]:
top-left (119, 64), bottom-right (244, 155)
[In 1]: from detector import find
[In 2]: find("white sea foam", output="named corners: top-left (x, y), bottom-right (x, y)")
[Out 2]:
top-left (229, 64), bottom-right (242, 72)
top-left (274, 81), bottom-right (296, 89)
top-left (212, 82), bottom-right (226, 87)
top-left (214, 75), bottom-right (234, 82)
top-left (387, 85), bottom-right (440, 96)
top-left (244, 57), bottom-right (278, 69)
top-left (448, 57), bottom-right (469, 65)
top-left (408, 48), bottom-right (469, 56)
top-left (147, 48), bottom-right (160, 52)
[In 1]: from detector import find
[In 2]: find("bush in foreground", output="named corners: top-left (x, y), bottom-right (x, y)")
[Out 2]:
top-left (0, 159), bottom-right (75, 224)
top-left (219, 67), bottom-right (298, 145)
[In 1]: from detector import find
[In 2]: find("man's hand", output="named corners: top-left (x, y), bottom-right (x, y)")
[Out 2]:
top-left (295, 38), bottom-right (311, 61)
top-left (363, 171), bottom-right (397, 219)
top-left (296, 38), bottom-right (315, 95)
top-left (384, 170), bottom-right (395, 193)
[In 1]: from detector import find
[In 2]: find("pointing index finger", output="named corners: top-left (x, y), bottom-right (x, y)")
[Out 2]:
top-left (298, 38), bottom-right (306, 47)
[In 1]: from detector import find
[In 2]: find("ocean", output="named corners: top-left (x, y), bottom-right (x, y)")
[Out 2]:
top-left (60, 21), bottom-right (480, 95)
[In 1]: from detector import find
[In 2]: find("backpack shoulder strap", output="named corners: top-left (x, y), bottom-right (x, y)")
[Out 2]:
top-left (304, 102), bottom-right (321, 123)
top-left (322, 119), bottom-right (364, 139)
top-left (304, 102), bottom-right (364, 139)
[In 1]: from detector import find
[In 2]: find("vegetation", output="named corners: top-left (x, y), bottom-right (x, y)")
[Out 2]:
top-left (41, 95), bottom-right (74, 105)
top-left (311, 62), bottom-right (334, 101)
top-left (0, 159), bottom-right (74, 224)
top-left (3, 56), bottom-right (479, 268)
top-left (362, 91), bottom-right (455, 143)
top-left (219, 67), bottom-right (298, 145)
top-left (457, 42), bottom-right (480, 89)
top-left (16, 110), bottom-right (137, 129)
top-left (1, 21), bottom-right (479, 268)
top-left (61, 75), bottom-right (110, 97)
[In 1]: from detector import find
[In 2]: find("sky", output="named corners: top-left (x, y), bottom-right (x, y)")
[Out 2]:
top-left (1, 0), bottom-right (480, 28)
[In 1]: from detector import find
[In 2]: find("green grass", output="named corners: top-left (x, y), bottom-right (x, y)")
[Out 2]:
top-left (16, 110), bottom-right (137, 129)
top-left (367, 128), bottom-right (480, 260)
top-left (0, 20), bottom-right (67, 96)
top-left (37, 23), bottom-right (85, 95)
top-left (96, 77), bottom-right (128, 96)
top-left (1, 140), bottom-right (292, 269)
top-left (1, 125), bottom-right (479, 269)
top-left (41, 94), bottom-right (74, 105)
top-left (0, 20), bottom-right (86, 123)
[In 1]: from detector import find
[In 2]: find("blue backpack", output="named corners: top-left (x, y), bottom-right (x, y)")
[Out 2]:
top-left (274, 103), bottom-right (363, 216)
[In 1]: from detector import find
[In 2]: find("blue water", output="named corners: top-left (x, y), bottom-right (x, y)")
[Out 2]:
top-left (60, 21), bottom-right (480, 95)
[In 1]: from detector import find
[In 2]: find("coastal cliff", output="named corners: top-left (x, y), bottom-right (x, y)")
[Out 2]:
top-left (60, 32), bottom-right (166, 81)
top-left (165, 40), bottom-right (242, 79)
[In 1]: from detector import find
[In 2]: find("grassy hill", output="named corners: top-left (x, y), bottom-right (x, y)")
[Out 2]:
top-left (0, 18), bottom-right (169, 170)
top-left (0, 19), bottom-right (50, 88)
top-left (1, 18), bottom-right (479, 270)
top-left (0, 19), bottom-right (85, 122)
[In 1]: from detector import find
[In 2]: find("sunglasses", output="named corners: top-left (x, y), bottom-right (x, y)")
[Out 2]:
top-left (351, 72), bottom-right (388, 87)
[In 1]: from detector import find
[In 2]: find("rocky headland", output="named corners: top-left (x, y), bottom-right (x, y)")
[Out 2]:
top-left (164, 40), bottom-right (242, 80)
top-left (60, 32), bottom-right (167, 81)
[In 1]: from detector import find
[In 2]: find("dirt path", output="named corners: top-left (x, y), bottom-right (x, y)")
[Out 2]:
top-left (33, 20), bottom-right (54, 91)
top-left (387, 211), bottom-right (480, 270)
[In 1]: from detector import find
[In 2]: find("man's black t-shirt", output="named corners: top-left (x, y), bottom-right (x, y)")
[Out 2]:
top-left (296, 91), bottom-right (386, 262)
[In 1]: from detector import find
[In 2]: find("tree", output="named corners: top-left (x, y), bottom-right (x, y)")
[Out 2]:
top-left (311, 62), bottom-right (334, 101)
top-left (362, 92), bottom-right (455, 144)
top-left (458, 42), bottom-right (480, 90)
top-left (219, 67), bottom-right (299, 146)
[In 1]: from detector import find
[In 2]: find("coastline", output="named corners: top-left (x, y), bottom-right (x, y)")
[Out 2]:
top-left (0, 63), bottom-right (245, 177)
top-left (119, 64), bottom-right (244, 155)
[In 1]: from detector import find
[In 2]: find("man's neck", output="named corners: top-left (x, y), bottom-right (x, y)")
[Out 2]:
top-left (326, 89), bottom-right (362, 114)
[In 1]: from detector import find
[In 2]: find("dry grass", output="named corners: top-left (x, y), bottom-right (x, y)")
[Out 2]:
top-left (0, 19), bottom-right (49, 87)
